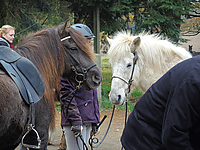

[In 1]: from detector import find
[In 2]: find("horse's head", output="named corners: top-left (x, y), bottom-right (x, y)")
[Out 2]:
top-left (56, 19), bottom-right (102, 90)
top-left (107, 34), bottom-right (141, 105)
top-left (189, 45), bottom-right (193, 53)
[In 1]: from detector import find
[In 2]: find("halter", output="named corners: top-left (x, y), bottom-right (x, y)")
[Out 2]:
top-left (111, 51), bottom-right (138, 95)
top-left (61, 36), bottom-right (96, 87)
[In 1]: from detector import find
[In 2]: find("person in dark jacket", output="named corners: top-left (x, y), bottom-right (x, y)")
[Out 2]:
top-left (59, 24), bottom-right (100, 150)
top-left (0, 25), bottom-right (15, 50)
top-left (121, 55), bottom-right (200, 150)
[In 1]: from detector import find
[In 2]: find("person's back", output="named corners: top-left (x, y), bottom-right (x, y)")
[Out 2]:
top-left (121, 55), bottom-right (200, 150)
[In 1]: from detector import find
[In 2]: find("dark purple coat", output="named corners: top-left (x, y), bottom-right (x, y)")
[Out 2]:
top-left (121, 55), bottom-right (200, 150)
top-left (60, 77), bottom-right (100, 126)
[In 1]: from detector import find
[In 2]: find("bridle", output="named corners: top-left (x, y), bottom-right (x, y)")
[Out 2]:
top-left (111, 51), bottom-right (138, 150)
top-left (111, 51), bottom-right (138, 95)
top-left (60, 35), bottom-right (97, 150)
top-left (61, 36), bottom-right (96, 88)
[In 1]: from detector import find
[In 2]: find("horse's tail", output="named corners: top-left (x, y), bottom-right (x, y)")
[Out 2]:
top-left (47, 84), bottom-right (60, 144)
top-left (48, 114), bottom-right (56, 144)
top-left (49, 109), bottom-right (56, 131)
top-left (48, 105), bottom-right (56, 145)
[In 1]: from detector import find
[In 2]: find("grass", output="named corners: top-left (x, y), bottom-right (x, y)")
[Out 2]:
top-left (55, 101), bottom-right (61, 111)
top-left (55, 56), bottom-right (144, 112)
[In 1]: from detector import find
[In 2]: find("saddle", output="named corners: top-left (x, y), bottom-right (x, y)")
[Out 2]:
top-left (0, 46), bottom-right (45, 149)
top-left (0, 46), bottom-right (45, 104)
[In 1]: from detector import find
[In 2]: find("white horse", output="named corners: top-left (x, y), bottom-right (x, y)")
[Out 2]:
top-left (107, 31), bottom-right (192, 105)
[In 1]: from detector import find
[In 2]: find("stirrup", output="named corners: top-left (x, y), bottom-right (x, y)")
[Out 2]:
top-left (21, 124), bottom-right (41, 149)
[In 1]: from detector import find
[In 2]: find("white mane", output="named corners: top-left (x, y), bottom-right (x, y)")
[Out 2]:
top-left (108, 31), bottom-right (191, 74)
top-left (108, 31), bottom-right (192, 105)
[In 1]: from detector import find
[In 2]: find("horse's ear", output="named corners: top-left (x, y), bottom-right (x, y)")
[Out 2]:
top-left (130, 37), bottom-right (141, 52)
top-left (107, 37), bottom-right (113, 45)
top-left (61, 19), bottom-right (71, 34)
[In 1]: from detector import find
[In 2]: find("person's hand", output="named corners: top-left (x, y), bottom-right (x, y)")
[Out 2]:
top-left (91, 123), bottom-right (100, 136)
top-left (71, 125), bottom-right (83, 137)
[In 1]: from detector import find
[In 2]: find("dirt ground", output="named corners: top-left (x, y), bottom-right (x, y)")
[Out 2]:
top-left (48, 110), bottom-right (131, 150)
top-left (15, 109), bottom-right (131, 150)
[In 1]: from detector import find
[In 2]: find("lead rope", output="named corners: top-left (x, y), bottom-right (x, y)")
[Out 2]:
top-left (121, 101), bottom-right (128, 150)
top-left (89, 105), bottom-right (115, 149)
top-left (78, 135), bottom-right (89, 150)
top-left (61, 83), bottom-right (81, 119)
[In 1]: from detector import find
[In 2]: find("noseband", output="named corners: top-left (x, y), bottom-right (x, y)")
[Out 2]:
top-left (61, 36), bottom-right (96, 88)
top-left (111, 51), bottom-right (138, 95)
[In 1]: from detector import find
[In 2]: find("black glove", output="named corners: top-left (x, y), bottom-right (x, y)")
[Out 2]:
top-left (71, 125), bottom-right (83, 137)
top-left (91, 123), bottom-right (100, 136)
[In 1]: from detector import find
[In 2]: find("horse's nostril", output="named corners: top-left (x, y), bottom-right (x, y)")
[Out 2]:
top-left (118, 95), bottom-right (121, 102)
top-left (93, 75), bottom-right (102, 84)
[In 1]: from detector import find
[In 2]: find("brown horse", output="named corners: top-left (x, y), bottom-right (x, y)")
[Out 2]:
top-left (0, 19), bottom-right (102, 150)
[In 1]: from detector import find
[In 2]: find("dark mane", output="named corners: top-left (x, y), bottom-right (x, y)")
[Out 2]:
top-left (16, 28), bottom-right (65, 129)
top-left (69, 27), bottom-right (95, 61)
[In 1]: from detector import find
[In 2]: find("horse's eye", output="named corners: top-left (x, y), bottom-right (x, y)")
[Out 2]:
top-left (127, 63), bottom-right (132, 67)
top-left (70, 47), bottom-right (77, 51)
